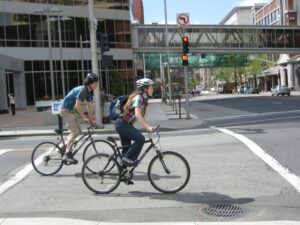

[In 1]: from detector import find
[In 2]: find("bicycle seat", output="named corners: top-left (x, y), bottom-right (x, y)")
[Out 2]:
top-left (54, 128), bottom-right (68, 134)
top-left (107, 136), bottom-right (120, 142)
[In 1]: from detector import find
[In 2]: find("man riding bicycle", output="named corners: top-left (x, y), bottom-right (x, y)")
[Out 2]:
top-left (59, 73), bottom-right (98, 164)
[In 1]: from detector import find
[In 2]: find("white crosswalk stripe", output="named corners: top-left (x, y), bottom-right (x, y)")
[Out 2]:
top-left (214, 127), bottom-right (300, 194)
top-left (0, 149), bottom-right (14, 156)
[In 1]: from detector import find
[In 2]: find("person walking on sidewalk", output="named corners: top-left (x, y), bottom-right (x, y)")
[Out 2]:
top-left (8, 93), bottom-right (16, 116)
top-left (115, 78), bottom-right (155, 172)
top-left (59, 73), bottom-right (98, 164)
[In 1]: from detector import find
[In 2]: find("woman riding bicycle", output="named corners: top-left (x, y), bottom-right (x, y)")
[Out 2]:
top-left (115, 78), bottom-right (155, 168)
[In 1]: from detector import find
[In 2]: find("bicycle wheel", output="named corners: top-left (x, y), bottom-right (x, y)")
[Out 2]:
top-left (82, 140), bottom-right (115, 163)
top-left (31, 142), bottom-right (64, 176)
top-left (82, 140), bottom-right (116, 173)
top-left (82, 153), bottom-right (121, 194)
top-left (148, 151), bottom-right (190, 194)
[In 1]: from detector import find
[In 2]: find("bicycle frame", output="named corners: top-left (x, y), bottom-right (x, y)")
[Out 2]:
top-left (56, 125), bottom-right (98, 155)
top-left (109, 129), bottom-right (162, 172)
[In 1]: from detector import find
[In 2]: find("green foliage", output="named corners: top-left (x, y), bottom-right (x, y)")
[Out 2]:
top-left (246, 54), bottom-right (269, 76)
top-left (213, 68), bottom-right (233, 83)
top-left (110, 70), bottom-right (124, 96)
top-left (188, 79), bottom-right (197, 90)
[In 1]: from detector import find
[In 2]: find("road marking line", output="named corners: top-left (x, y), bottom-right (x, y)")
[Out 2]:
top-left (0, 149), bottom-right (14, 156)
top-left (0, 152), bottom-right (45, 195)
top-left (213, 127), bottom-right (300, 194)
top-left (205, 109), bottom-right (300, 121)
top-left (216, 115), bottom-right (300, 127)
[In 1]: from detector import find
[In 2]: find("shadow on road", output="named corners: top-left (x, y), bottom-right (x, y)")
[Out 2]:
top-left (94, 190), bottom-right (254, 205)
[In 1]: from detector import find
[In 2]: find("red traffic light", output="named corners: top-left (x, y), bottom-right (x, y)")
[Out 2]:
top-left (183, 36), bottom-right (189, 43)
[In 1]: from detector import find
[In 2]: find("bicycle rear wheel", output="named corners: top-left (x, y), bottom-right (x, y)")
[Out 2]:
top-left (148, 151), bottom-right (190, 193)
top-left (31, 142), bottom-right (64, 176)
top-left (82, 153), bottom-right (121, 194)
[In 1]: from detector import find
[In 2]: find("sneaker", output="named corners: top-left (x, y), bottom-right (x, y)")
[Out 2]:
top-left (62, 152), bottom-right (78, 165)
top-left (120, 169), bottom-right (134, 185)
top-left (121, 157), bottom-right (137, 167)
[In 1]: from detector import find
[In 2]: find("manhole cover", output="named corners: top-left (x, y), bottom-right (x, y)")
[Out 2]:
top-left (200, 203), bottom-right (247, 219)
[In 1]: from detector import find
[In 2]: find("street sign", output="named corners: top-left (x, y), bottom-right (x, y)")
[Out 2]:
top-left (52, 101), bottom-right (61, 115)
top-left (176, 13), bottom-right (190, 26)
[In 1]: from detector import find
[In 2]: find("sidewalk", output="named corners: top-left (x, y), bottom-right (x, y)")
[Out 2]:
top-left (0, 99), bottom-right (202, 137)
top-left (1, 91), bottom-right (299, 137)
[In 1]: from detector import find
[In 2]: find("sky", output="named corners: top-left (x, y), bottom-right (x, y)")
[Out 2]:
top-left (142, 0), bottom-right (270, 25)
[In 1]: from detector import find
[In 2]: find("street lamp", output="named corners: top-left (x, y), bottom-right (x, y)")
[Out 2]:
top-left (34, 1), bottom-right (62, 100)
top-left (49, 16), bottom-right (71, 98)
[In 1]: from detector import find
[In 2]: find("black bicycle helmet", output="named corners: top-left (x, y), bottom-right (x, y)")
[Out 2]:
top-left (84, 73), bottom-right (99, 86)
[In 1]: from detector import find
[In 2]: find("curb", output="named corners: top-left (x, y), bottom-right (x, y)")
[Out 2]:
top-left (0, 218), bottom-right (300, 225)
top-left (0, 120), bottom-right (205, 138)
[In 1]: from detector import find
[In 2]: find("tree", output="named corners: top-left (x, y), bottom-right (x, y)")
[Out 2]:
top-left (110, 70), bottom-right (124, 96)
top-left (245, 54), bottom-right (269, 87)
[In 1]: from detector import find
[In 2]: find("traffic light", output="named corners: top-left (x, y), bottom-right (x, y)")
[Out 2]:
top-left (182, 36), bottom-right (189, 66)
top-left (182, 55), bottom-right (189, 66)
top-left (100, 33), bottom-right (110, 53)
top-left (182, 36), bottom-right (189, 54)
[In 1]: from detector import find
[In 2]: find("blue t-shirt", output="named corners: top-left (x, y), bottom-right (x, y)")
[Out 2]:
top-left (60, 86), bottom-right (92, 110)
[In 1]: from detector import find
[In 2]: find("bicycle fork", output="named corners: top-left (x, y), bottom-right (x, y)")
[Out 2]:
top-left (156, 149), bottom-right (170, 174)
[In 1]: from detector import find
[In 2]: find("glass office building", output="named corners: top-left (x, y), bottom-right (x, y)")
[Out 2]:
top-left (0, 0), bottom-right (133, 108)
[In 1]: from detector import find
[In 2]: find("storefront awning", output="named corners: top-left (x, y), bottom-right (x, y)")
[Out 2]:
top-left (261, 67), bottom-right (278, 77)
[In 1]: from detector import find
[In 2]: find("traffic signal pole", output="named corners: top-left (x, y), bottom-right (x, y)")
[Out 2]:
top-left (184, 65), bottom-right (190, 119)
top-left (182, 36), bottom-right (190, 119)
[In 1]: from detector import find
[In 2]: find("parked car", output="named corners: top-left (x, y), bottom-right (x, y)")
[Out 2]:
top-left (217, 87), bottom-right (224, 94)
top-left (237, 85), bottom-right (245, 94)
top-left (248, 88), bottom-right (260, 94)
top-left (243, 86), bottom-right (250, 94)
top-left (271, 85), bottom-right (290, 96)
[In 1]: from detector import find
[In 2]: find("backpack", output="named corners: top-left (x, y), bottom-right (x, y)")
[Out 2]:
top-left (108, 95), bottom-right (129, 121)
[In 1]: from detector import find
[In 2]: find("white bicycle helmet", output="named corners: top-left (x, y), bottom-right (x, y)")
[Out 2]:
top-left (136, 78), bottom-right (154, 88)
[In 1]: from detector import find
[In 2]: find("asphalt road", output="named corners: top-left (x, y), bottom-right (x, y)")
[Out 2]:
top-left (0, 95), bottom-right (300, 223)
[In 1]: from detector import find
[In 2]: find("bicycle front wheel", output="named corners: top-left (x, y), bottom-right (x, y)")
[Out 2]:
top-left (31, 142), bottom-right (64, 176)
top-left (82, 140), bottom-right (115, 163)
top-left (148, 151), bottom-right (190, 193)
top-left (82, 153), bottom-right (121, 194)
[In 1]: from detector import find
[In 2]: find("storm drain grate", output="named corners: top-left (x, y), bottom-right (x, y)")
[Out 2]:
top-left (200, 203), bottom-right (247, 219)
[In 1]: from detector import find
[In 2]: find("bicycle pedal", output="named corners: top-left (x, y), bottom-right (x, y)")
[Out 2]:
top-left (125, 180), bottom-right (134, 185)
top-left (63, 160), bottom-right (78, 165)
top-left (63, 161), bottom-right (72, 166)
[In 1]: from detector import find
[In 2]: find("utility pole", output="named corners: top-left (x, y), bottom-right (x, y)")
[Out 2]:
top-left (34, 2), bottom-right (62, 100)
top-left (88, 0), bottom-right (103, 128)
top-left (164, 0), bottom-right (172, 105)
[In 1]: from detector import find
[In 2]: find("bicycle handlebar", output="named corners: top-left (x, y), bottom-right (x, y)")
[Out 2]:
top-left (151, 125), bottom-right (160, 133)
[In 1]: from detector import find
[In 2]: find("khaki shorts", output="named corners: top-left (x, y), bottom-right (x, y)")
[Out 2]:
top-left (59, 108), bottom-right (82, 137)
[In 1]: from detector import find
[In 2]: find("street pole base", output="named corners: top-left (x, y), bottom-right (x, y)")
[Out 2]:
top-left (95, 125), bottom-right (104, 129)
